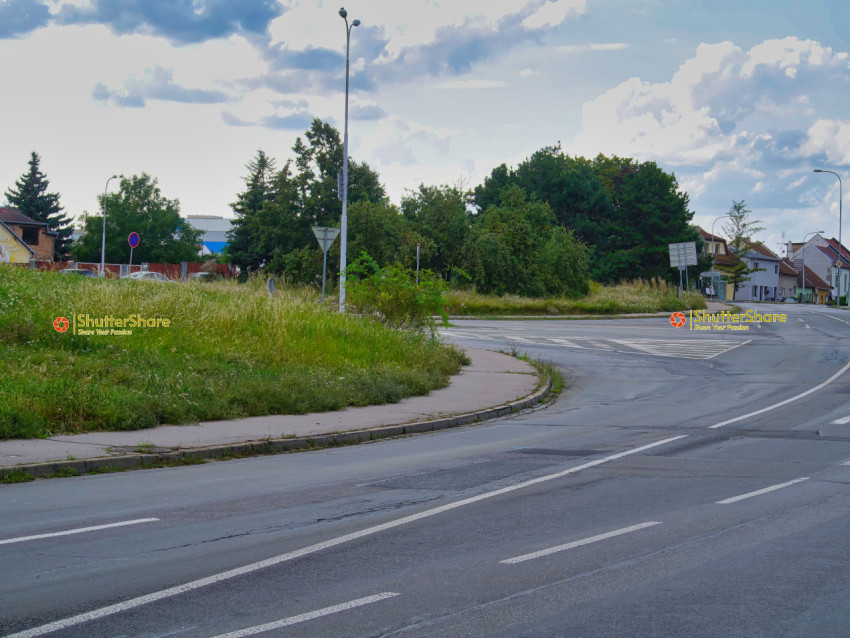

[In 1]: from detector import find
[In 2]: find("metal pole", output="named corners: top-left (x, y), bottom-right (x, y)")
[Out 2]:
top-left (338, 8), bottom-right (360, 313)
top-left (100, 175), bottom-right (117, 277)
top-left (814, 170), bottom-right (843, 306)
top-left (321, 228), bottom-right (328, 303)
top-left (129, 245), bottom-right (134, 273)
top-left (416, 242), bottom-right (420, 285)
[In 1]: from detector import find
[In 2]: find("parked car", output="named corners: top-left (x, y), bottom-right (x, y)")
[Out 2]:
top-left (190, 271), bottom-right (223, 281)
top-left (122, 271), bottom-right (175, 282)
top-left (58, 268), bottom-right (97, 277)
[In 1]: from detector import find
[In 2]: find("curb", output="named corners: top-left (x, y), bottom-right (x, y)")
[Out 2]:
top-left (1, 374), bottom-right (554, 481)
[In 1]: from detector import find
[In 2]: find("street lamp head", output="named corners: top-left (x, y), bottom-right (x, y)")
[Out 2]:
top-left (339, 7), bottom-right (347, 18)
top-left (814, 169), bottom-right (824, 173)
top-left (352, 19), bottom-right (360, 26)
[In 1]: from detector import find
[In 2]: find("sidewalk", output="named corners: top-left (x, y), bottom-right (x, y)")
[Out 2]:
top-left (0, 348), bottom-right (549, 478)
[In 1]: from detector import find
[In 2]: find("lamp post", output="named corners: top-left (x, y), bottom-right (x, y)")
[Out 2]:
top-left (338, 7), bottom-right (360, 313)
top-left (100, 174), bottom-right (118, 277)
top-left (814, 169), bottom-right (843, 306)
top-left (800, 230), bottom-right (824, 303)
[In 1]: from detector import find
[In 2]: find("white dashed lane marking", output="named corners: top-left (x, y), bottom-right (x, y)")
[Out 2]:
top-left (441, 331), bottom-right (749, 360)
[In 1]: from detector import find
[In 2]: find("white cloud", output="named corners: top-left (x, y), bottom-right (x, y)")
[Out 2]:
top-left (435, 80), bottom-right (508, 89)
top-left (555, 42), bottom-right (629, 53)
top-left (522, 0), bottom-right (586, 30)
top-left (573, 36), bottom-right (850, 170)
top-left (802, 119), bottom-right (850, 165)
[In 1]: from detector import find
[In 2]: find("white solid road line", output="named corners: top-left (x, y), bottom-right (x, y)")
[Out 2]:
top-left (0, 518), bottom-right (160, 546)
top-left (5, 436), bottom-right (686, 638)
top-left (821, 313), bottom-right (850, 326)
top-left (831, 415), bottom-right (850, 425)
top-left (709, 358), bottom-right (850, 429)
top-left (716, 478), bottom-right (810, 505)
top-left (501, 521), bottom-right (662, 565)
top-left (209, 593), bottom-right (400, 638)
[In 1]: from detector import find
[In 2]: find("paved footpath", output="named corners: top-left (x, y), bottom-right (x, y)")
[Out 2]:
top-left (1, 348), bottom-right (548, 477)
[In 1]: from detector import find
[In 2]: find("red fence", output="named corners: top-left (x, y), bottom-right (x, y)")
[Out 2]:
top-left (30, 261), bottom-right (236, 279)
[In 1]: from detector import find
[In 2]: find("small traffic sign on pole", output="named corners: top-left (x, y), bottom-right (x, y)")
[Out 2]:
top-left (128, 232), bottom-right (140, 272)
top-left (312, 226), bottom-right (341, 303)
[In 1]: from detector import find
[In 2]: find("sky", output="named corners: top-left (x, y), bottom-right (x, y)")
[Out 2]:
top-left (1, 0), bottom-right (849, 257)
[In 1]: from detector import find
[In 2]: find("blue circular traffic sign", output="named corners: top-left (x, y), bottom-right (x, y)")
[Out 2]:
top-left (128, 232), bottom-right (140, 248)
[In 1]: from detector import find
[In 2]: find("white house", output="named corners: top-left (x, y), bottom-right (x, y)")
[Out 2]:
top-left (734, 242), bottom-right (781, 302)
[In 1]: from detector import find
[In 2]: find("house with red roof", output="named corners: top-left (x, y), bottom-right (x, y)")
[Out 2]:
top-left (778, 259), bottom-right (798, 301)
top-left (788, 233), bottom-right (850, 301)
top-left (797, 264), bottom-right (830, 304)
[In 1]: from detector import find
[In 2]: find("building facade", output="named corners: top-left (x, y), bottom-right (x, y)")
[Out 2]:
top-left (0, 208), bottom-right (56, 262)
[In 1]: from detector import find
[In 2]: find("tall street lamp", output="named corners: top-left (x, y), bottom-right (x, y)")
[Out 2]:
top-left (814, 169), bottom-right (843, 306)
top-left (100, 174), bottom-right (118, 277)
top-left (338, 7), bottom-right (360, 313)
top-left (799, 230), bottom-right (824, 303)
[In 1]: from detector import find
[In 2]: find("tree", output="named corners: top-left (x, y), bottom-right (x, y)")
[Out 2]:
top-left (345, 200), bottom-right (420, 268)
top-left (590, 156), bottom-right (697, 283)
top-left (72, 174), bottom-right (201, 264)
top-left (226, 150), bottom-right (280, 273)
top-left (474, 147), bottom-right (696, 283)
top-left (401, 184), bottom-right (471, 281)
top-left (293, 118), bottom-right (386, 230)
top-left (5, 152), bottom-right (73, 260)
top-left (226, 120), bottom-right (386, 280)
top-left (462, 186), bottom-right (590, 297)
top-left (722, 199), bottom-right (764, 255)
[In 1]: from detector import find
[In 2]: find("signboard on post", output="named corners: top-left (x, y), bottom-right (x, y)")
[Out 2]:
top-left (128, 232), bottom-right (140, 272)
top-left (668, 242), bottom-right (698, 268)
top-left (312, 226), bottom-right (341, 303)
top-left (669, 241), bottom-right (698, 296)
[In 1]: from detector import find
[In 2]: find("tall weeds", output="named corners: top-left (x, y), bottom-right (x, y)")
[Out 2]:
top-left (0, 267), bottom-right (465, 439)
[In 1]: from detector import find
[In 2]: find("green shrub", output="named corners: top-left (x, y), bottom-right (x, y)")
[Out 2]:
top-left (345, 254), bottom-right (448, 334)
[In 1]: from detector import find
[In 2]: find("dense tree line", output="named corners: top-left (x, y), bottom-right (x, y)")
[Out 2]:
top-left (4, 122), bottom-right (697, 297)
top-left (229, 123), bottom-right (696, 297)
top-left (473, 145), bottom-right (698, 284)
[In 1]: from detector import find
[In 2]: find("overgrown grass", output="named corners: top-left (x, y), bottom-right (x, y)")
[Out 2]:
top-left (0, 266), bottom-right (466, 440)
top-left (445, 279), bottom-right (707, 316)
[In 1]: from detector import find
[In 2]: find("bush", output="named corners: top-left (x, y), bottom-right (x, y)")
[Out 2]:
top-left (345, 254), bottom-right (448, 334)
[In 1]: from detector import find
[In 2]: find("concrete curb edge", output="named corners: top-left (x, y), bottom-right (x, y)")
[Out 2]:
top-left (1, 373), bottom-right (554, 480)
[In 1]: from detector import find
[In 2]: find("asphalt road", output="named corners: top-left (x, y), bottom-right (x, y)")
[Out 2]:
top-left (2, 303), bottom-right (849, 637)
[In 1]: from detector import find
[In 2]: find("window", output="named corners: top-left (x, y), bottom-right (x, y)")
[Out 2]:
top-left (753, 260), bottom-right (759, 269)
top-left (753, 286), bottom-right (758, 296)
top-left (21, 226), bottom-right (39, 245)
top-left (774, 264), bottom-right (778, 274)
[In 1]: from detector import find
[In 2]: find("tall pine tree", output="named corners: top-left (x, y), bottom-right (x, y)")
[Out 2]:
top-left (226, 150), bottom-right (279, 273)
top-left (5, 152), bottom-right (74, 260)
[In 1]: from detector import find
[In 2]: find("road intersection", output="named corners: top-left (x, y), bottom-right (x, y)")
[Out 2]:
top-left (2, 302), bottom-right (849, 637)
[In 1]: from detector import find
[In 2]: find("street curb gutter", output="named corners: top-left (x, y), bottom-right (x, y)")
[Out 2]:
top-left (1, 374), bottom-right (553, 481)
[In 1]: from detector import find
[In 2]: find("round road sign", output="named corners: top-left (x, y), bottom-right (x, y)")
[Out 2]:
top-left (128, 232), bottom-right (140, 248)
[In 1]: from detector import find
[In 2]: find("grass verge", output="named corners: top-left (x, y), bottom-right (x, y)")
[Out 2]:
top-left (0, 266), bottom-right (466, 439)
top-left (445, 279), bottom-right (707, 316)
